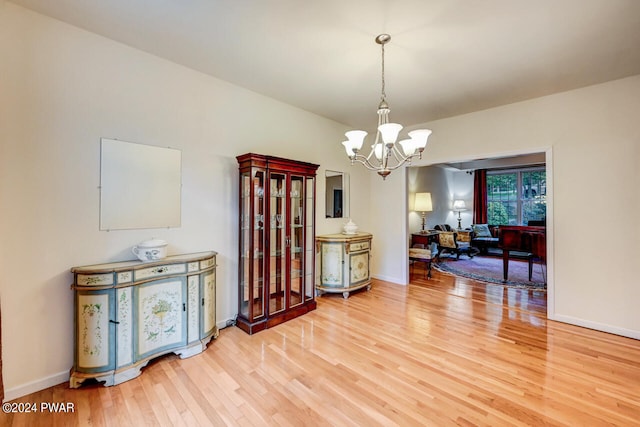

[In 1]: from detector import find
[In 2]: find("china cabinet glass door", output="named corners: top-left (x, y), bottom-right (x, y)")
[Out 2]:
top-left (305, 177), bottom-right (315, 301)
top-left (269, 172), bottom-right (287, 315)
top-left (289, 176), bottom-right (304, 307)
top-left (240, 169), bottom-right (265, 322)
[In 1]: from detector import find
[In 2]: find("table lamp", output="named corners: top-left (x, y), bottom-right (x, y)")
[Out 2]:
top-left (453, 199), bottom-right (467, 229)
top-left (414, 192), bottom-right (433, 233)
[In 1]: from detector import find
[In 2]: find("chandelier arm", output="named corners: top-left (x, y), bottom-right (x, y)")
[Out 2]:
top-left (384, 156), bottom-right (412, 172)
top-left (352, 147), bottom-right (420, 173)
top-left (390, 145), bottom-right (407, 163)
top-left (349, 152), bottom-right (373, 166)
top-left (349, 155), bottom-right (384, 171)
top-left (387, 145), bottom-right (419, 171)
top-left (364, 149), bottom-right (378, 164)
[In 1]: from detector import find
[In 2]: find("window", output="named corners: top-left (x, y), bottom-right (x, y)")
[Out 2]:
top-left (486, 167), bottom-right (546, 225)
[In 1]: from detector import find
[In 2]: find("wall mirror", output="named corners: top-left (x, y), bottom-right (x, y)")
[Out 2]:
top-left (100, 138), bottom-right (182, 230)
top-left (325, 170), bottom-right (349, 218)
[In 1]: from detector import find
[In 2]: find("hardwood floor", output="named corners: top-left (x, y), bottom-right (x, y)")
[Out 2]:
top-left (2, 268), bottom-right (639, 426)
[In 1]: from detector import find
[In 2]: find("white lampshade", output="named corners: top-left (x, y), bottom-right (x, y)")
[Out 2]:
top-left (378, 123), bottom-right (403, 145)
top-left (342, 141), bottom-right (355, 156)
top-left (408, 129), bottom-right (432, 150)
top-left (398, 138), bottom-right (417, 156)
top-left (414, 192), bottom-right (433, 212)
top-left (453, 199), bottom-right (466, 211)
top-left (373, 143), bottom-right (388, 160)
top-left (345, 130), bottom-right (367, 151)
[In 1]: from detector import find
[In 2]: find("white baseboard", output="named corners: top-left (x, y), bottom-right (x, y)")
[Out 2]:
top-left (4, 319), bottom-right (237, 403)
top-left (371, 274), bottom-right (404, 285)
top-left (3, 371), bottom-right (69, 403)
top-left (217, 317), bottom-right (237, 330)
top-left (549, 314), bottom-right (640, 340)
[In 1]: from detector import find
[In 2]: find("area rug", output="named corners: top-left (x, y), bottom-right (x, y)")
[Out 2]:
top-left (434, 255), bottom-right (547, 290)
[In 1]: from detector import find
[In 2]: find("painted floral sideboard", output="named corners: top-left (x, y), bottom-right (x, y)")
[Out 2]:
top-left (316, 232), bottom-right (372, 298)
top-left (70, 251), bottom-right (218, 388)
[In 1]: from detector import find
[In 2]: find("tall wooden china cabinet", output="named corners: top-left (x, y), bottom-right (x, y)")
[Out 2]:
top-left (236, 153), bottom-right (319, 334)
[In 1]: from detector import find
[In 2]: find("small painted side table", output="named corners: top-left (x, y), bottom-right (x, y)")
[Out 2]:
top-left (316, 232), bottom-right (372, 298)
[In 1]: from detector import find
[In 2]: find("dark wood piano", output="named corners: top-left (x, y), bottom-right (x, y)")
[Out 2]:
top-left (498, 225), bottom-right (546, 281)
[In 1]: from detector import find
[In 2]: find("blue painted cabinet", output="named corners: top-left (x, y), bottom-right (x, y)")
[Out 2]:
top-left (70, 251), bottom-right (218, 388)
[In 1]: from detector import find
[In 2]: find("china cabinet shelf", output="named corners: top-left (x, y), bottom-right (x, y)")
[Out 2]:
top-left (237, 153), bottom-right (319, 334)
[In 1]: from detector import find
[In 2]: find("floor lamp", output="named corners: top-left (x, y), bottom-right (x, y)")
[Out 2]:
top-left (453, 199), bottom-right (467, 229)
top-left (414, 192), bottom-right (433, 233)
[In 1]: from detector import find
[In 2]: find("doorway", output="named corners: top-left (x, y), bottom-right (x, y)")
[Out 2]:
top-left (406, 149), bottom-right (553, 316)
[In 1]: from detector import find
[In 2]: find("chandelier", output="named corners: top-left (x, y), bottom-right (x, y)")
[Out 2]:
top-left (341, 34), bottom-right (432, 180)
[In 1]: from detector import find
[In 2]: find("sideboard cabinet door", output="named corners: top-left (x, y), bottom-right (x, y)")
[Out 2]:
top-left (201, 269), bottom-right (217, 340)
top-left (135, 277), bottom-right (187, 360)
top-left (75, 289), bottom-right (116, 376)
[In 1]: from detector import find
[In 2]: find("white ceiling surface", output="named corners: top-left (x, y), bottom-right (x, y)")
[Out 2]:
top-left (10, 0), bottom-right (640, 131)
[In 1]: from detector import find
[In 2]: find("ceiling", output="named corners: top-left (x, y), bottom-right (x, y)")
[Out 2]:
top-left (10, 0), bottom-right (640, 132)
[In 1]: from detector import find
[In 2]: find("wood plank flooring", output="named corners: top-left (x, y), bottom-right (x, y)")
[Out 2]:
top-left (2, 268), bottom-right (639, 426)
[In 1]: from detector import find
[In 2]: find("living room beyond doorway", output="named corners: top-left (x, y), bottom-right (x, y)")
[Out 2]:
top-left (407, 150), bottom-right (550, 311)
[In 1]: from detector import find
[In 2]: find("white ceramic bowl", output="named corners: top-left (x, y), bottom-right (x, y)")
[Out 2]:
top-left (132, 239), bottom-right (168, 262)
top-left (343, 219), bottom-right (359, 235)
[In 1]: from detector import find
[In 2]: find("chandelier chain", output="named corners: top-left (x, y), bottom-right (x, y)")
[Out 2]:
top-left (380, 42), bottom-right (386, 102)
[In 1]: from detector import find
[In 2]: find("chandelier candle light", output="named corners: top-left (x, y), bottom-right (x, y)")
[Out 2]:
top-left (341, 34), bottom-right (433, 179)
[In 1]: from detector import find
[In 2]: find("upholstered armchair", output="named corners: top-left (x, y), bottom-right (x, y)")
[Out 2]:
top-left (438, 231), bottom-right (475, 260)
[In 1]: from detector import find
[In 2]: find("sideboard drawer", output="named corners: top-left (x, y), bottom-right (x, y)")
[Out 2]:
top-left (134, 263), bottom-right (187, 281)
top-left (350, 241), bottom-right (370, 252)
top-left (76, 273), bottom-right (114, 287)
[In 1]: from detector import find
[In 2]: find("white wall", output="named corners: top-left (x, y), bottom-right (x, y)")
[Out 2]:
top-left (369, 74), bottom-right (640, 340)
top-left (0, 3), bottom-right (371, 400)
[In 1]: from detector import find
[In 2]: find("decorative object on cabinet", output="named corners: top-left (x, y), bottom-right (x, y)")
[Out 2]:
top-left (342, 218), bottom-right (358, 235)
top-left (131, 238), bottom-right (168, 262)
top-left (316, 232), bottom-right (372, 299)
top-left (70, 251), bottom-right (218, 388)
top-left (340, 34), bottom-right (432, 180)
top-left (236, 153), bottom-right (319, 334)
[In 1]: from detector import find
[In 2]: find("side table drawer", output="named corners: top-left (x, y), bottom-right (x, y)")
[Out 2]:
top-left (349, 241), bottom-right (370, 252)
top-left (134, 263), bottom-right (187, 281)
